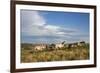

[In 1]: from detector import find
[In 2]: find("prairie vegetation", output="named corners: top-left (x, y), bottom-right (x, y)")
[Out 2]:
top-left (21, 42), bottom-right (89, 63)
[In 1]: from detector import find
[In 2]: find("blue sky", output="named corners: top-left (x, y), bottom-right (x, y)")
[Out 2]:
top-left (21, 9), bottom-right (89, 44)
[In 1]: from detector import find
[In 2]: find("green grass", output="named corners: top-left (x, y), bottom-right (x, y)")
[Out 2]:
top-left (21, 44), bottom-right (89, 63)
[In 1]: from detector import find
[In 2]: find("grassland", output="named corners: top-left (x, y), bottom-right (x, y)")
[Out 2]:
top-left (21, 43), bottom-right (89, 63)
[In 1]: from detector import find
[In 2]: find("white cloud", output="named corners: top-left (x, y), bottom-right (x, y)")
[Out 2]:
top-left (21, 10), bottom-right (46, 35)
top-left (21, 10), bottom-right (89, 43)
top-left (21, 10), bottom-right (88, 41)
top-left (44, 25), bottom-right (60, 31)
top-left (56, 32), bottom-right (66, 35)
top-left (21, 10), bottom-right (70, 37)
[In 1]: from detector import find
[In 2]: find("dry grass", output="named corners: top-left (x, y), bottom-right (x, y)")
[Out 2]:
top-left (21, 44), bottom-right (89, 63)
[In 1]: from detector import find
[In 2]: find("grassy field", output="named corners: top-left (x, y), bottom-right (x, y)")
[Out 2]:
top-left (21, 43), bottom-right (89, 63)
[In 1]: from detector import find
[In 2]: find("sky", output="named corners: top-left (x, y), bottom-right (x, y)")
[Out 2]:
top-left (21, 9), bottom-right (89, 44)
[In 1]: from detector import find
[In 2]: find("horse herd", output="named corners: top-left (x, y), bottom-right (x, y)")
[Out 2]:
top-left (33, 41), bottom-right (86, 51)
